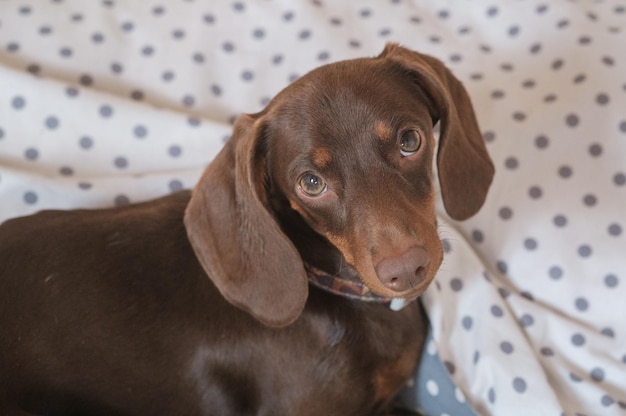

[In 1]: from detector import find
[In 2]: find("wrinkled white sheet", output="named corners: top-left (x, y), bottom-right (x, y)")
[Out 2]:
top-left (1, 1), bottom-right (624, 414)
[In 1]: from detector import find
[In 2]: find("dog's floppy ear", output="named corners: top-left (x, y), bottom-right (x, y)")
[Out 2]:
top-left (380, 43), bottom-right (495, 220)
top-left (184, 113), bottom-right (308, 327)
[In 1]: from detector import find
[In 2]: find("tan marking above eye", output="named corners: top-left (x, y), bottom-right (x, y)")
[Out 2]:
top-left (374, 120), bottom-right (394, 142)
top-left (312, 148), bottom-right (331, 168)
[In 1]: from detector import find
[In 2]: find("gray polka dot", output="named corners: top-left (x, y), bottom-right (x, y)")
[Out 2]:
top-left (553, 215), bottom-right (567, 227)
top-left (496, 261), bottom-right (508, 274)
top-left (59, 166), bottom-right (74, 176)
top-left (483, 131), bottom-right (496, 142)
top-left (12, 96), bottom-right (26, 110)
top-left (66, 86), bottom-right (80, 97)
top-left (575, 297), bottom-right (589, 311)
top-left (462, 316), bottom-right (473, 330)
top-left (24, 148), bottom-right (39, 160)
top-left (602, 56), bottom-right (615, 66)
top-left (192, 53), bottom-right (205, 64)
top-left (544, 94), bottom-right (557, 103)
top-left (565, 114), bottom-right (579, 127)
top-left (540, 347), bottom-right (554, 356)
top-left (169, 179), bottom-right (183, 192)
top-left (114, 156), bottom-right (128, 169)
top-left (0, 127), bottom-right (5, 139)
top-left (223, 42), bottom-right (235, 52)
top-left (558, 165), bottom-right (572, 178)
top-left (24, 191), bottom-right (38, 204)
top-left (571, 333), bottom-right (585, 346)
top-left (99, 105), bottom-right (113, 118)
top-left (92, 32), bottom-right (105, 43)
top-left (614, 172), bottom-right (625, 186)
top-left (583, 194), bottom-right (597, 206)
top-left (168, 145), bottom-right (182, 158)
top-left (601, 395), bottom-right (615, 407)
top-left (522, 79), bottom-right (536, 88)
top-left (79, 74), bottom-right (93, 86)
top-left (499, 206), bottom-right (513, 220)
top-left (512, 377), bottom-right (527, 393)
top-left (79, 136), bottom-right (93, 149)
top-left (78, 182), bottom-right (92, 190)
top-left (211, 84), bottom-right (222, 96)
top-left (241, 70), bottom-right (254, 81)
top-left (578, 245), bottom-right (592, 258)
top-left (521, 291), bottom-right (534, 302)
top-left (549, 266), bottom-right (563, 279)
top-left (162, 71), bottom-right (175, 82)
top-left (570, 372), bottom-right (582, 382)
top-left (182, 95), bottom-right (195, 107)
top-left (442, 239), bottom-right (451, 253)
top-left (188, 117), bottom-right (201, 127)
top-left (589, 143), bottom-right (603, 157)
top-left (619, 121), bottom-right (626, 133)
top-left (500, 341), bottom-right (514, 354)
top-left (473, 350), bottom-right (480, 365)
top-left (111, 62), bottom-right (123, 74)
top-left (472, 229), bottom-right (484, 243)
top-left (528, 186), bottom-right (542, 199)
top-left (498, 287), bottom-right (510, 298)
top-left (520, 314), bottom-right (534, 327)
top-left (121, 21), bottom-right (134, 32)
top-left (491, 305), bottom-right (503, 318)
top-left (596, 93), bottom-right (610, 105)
top-left (172, 29), bottom-right (185, 40)
top-left (59, 47), bottom-right (73, 58)
top-left (604, 274), bottom-right (619, 288)
top-left (505, 157), bottom-right (518, 169)
top-left (590, 367), bottom-right (605, 382)
top-left (551, 59), bottom-right (564, 70)
top-left (142, 45), bottom-right (154, 56)
top-left (573, 73), bottom-right (586, 83)
top-left (530, 43), bottom-right (541, 54)
top-left (133, 125), bottom-right (147, 139)
top-left (608, 223), bottom-right (622, 236)
top-left (27, 64), bottom-right (41, 75)
top-left (450, 278), bottom-right (463, 292)
top-left (492, 90), bottom-right (505, 99)
top-left (535, 135), bottom-right (549, 148)
top-left (45, 116), bottom-right (59, 130)
top-left (601, 327), bottom-right (615, 338)
top-left (114, 195), bottom-right (130, 206)
top-left (524, 238), bottom-right (538, 250)
top-left (203, 14), bottom-right (216, 24)
top-left (512, 112), bottom-right (526, 122)
top-left (488, 387), bottom-right (496, 403)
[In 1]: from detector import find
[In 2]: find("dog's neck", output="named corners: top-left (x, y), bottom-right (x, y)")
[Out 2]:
top-left (304, 264), bottom-right (409, 311)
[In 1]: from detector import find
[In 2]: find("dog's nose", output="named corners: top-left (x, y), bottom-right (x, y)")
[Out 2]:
top-left (375, 246), bottom-right (429, 292)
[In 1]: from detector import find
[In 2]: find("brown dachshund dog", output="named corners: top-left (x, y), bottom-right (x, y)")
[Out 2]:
top-left (0, 44), bottom-right (493, 415)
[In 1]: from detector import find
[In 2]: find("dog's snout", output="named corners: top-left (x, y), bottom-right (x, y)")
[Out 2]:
top-left (375, 246), bottom-right (429, 292)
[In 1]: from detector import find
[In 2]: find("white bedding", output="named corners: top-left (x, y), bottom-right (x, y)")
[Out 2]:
top-left (1, 1), bottom-right (624, 414)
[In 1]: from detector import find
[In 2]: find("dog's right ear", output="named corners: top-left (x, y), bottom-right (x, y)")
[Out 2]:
top-left (184, 114), bottom-right (308, 328)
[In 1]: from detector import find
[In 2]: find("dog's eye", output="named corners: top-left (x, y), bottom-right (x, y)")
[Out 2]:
top-left (399, 130), bottom-right (422, 157)
top-left (299, 173), bottom-right (327, 197)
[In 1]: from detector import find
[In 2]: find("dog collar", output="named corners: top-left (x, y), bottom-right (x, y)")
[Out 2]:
top-left (305, 264), bottom-right (409, 311)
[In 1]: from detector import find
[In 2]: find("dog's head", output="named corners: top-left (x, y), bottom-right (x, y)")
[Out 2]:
top-left (185, 44), bottom-right (494, 327)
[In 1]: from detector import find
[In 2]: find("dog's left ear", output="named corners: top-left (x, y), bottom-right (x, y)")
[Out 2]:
top-left (379, 43), bottom-right (495, 220)
top-left (184, 113), bottom-right (308, 328)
